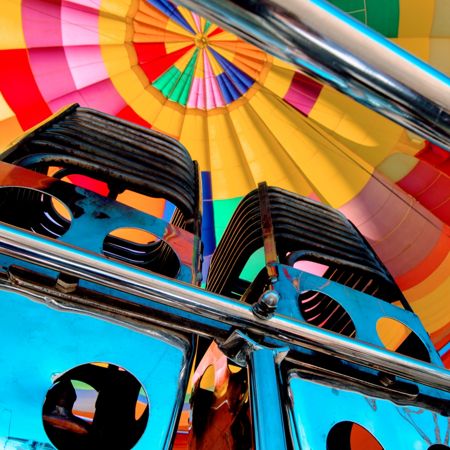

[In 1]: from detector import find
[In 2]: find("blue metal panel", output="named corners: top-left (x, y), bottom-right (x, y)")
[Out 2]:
top-left (273, 265), bottom-right (443, 367)
top-left (0, 162), bottom-right (200, 284)
top-left (0, 222), bottom-right (448, 394)
top-left (0, 288), bottom-right (192, 449)
top-left (249, 347), bottom-right (288, 450)
top-left (286, 371), bottom-right (450, 449)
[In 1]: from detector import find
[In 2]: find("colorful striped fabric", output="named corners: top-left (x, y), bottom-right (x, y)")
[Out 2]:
top-left (0, 0), bottom-right (449, 361)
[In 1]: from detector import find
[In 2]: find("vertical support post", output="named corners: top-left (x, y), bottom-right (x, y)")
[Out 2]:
top-left (248, 347), bottom-right (288, 450)
top-left (258, 182), bottom-right (278, 283)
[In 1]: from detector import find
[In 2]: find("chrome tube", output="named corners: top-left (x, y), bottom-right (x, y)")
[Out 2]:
top-left (173, 0), bottom-right (450, 151)
top-left (0, 223), bottom-right (449, 391)
top-left (249, 348), bottom-right (288, 450)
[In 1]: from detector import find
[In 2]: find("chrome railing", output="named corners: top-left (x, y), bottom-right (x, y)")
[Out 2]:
top-left (0, 222), bottom-right (449, 393)
top-left (173, 0), bottom-right (450, 151)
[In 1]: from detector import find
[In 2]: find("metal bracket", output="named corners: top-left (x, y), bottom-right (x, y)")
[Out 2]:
top-left (258, 182), bottom-right (278, 283)
top-left (220, 330), bottom-right (288, 367)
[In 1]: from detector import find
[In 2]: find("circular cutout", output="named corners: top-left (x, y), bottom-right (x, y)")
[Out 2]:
top-left (299, 290), bottom-right (356, 337)
top-left (376, 317), bottom-right (430, 362)
top-left (43, 363), bottom-right (149, 450)
top-left (327, 422), bottom-right (383, 450)
top-left (429, 446), bottom-right (450, 449)
top-left (0, 187), bottom-right (71, 238)
top-left (103, 227), bottom-right (180, 278)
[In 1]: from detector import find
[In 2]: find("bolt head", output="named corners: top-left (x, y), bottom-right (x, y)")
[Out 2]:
top-left (261, 290), bottom-right (280, 308)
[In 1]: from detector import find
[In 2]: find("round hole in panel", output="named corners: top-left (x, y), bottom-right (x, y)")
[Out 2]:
top-left (299, 290), bottom-right (356, 337)
top-left (0, 187), bottom-right (72, 238)
top-left (293, 260), bottom-right (329, 277)
top-left (116, 190), bottom-right (169, 217)
top-left (376, 317), bottom-right (430, 363)
top-left (58, 172), bottom-right (110, 197)
top-left (42, 362), bottom-right (149, 450)
top-left (102, 227), bottom-right (180, 278)
top-left (327, 421), bottom-right (383, 450)
top-left (54, 169), bottom-right (175, 218)
top-left (428, 446), bottom-right (450, 449)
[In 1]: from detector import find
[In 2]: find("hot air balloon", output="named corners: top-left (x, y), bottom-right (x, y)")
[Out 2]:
top-left (1, 0), bottom-right (448, 364)
top-left (0, 4), bottom-right (449, 449)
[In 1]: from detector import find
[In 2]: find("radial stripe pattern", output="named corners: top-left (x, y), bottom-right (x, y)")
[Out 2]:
top-left (0, 0), bottom-right (448, 359)
top-left (133, 1), bottom-right (271, 109)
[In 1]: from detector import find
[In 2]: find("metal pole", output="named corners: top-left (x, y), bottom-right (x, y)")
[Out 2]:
top-left (173, 0), bottom-right (450, 151)
top-left (249, 348), bottom-right (288, 450)
top-left (0, 223), bottom-right (449, 391)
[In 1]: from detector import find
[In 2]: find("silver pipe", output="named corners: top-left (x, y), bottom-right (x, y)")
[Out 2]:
top-left (0, 223), bottom-right (449, 391)
top-left (173, 0), bottom-right (450, 151)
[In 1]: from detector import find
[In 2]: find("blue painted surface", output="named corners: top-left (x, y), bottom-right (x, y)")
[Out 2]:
top-left (200, 171), bottom-right (216, 257)
top-left (0, 226), bottom-right (448, 449)
top-left (0, 165), bottom-right (199, 283)
top-left (273, 264), bottom-right (443, 367)
top-left (439, 342), bottom-right (450, 357)
top-left (0, 288), bottom-right (191, 449)
top-left (200, 171), bottom-right (216, 281)
top-left (0, 437), bottom-right (54, 449)
top-left (0, 224), bottom-right (236, 338)
top-left (162, 201), bottom-right (176, 223)
top-left (287, 372), bottom-right (450, 449)
top-left (250, 348), bottom-right (288, 450)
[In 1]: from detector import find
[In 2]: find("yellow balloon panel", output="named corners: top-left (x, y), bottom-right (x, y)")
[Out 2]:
top-left (0, 0), bottom-right (447, 353)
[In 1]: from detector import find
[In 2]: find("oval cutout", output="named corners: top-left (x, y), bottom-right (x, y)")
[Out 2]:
top-left (50, 168), bottom-right (110, 197)
top-left (109, 227), bottom-right (159, 245)
top-left (327, 421), bottom-right (383, 450)
top-left (0, 187), bottom-right (71, 238)
top-left (299, 290), bottom-right (356, 337)
top-left (43, 362), bottom-right (149, 450)
top-left (103, 227), bottom-right (180, 278)
top-left (294, 260), bottom-right (329, 277)
top-left (376, 317), bottom-right (430, 362)
top-left (117, 190), bottom-right (167, 217)
top-left (55, 170), bottom-right (174, 218)
top-left (63, 174), bottom-right (109, 197)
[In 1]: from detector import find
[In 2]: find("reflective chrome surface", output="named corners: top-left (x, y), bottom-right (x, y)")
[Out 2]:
top-left (0, 287), bottom-right (192, 449)
top-left (0, 223), bottom-right (449, 392)
top-left (0, 161), bottom-right (200, 283)
top-left (287, 371), bottom-right (450, 449)
top-left (273, 265), bottom-right (443, 367)
top-left (249, 347), bottom-right (288, 450)
top-left (173, 0), bottom-right (450, 151)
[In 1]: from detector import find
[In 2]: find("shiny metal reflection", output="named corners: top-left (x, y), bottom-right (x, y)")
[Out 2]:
top-left (172, 0), bottom-right (450, 151)
top-left (0, 223), bottom-right (449, 392)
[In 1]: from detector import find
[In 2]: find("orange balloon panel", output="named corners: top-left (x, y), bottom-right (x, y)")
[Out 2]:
top-left (0, 0), bottom-right (448, 358)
